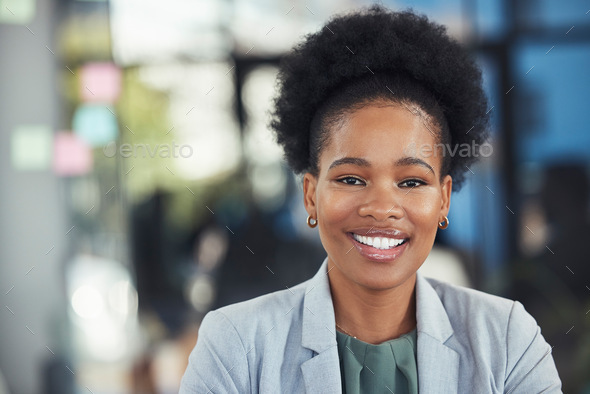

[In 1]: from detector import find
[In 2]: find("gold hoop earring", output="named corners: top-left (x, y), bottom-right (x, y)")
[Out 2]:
top-left (438, 216), bottom-right (449, 230)
top-left (307, 215), bottom-right (318, 228)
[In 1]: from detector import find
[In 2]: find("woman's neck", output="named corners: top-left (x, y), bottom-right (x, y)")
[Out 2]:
top-left (329, 264), bottom-right (417, 344)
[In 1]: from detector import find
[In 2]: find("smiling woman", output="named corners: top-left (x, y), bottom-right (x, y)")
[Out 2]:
top-left (307, 103), bottom-right (452, 347)
top-left (180, 5), bottom-right (562, 394)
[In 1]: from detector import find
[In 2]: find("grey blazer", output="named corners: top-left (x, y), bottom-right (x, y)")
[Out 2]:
top-left (180, 257), bottom-right (562, 393)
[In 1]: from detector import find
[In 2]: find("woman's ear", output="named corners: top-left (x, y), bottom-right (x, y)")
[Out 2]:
top-left (440, 174), bottom-right (452, 217)
top-left (303, 172), bottom-right (318, 218)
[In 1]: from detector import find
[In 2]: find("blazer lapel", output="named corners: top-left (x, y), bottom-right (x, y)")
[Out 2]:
top-left (299, 261), bottom-right (460, 394)
top-left (300, 348), bottom-right (342, 394)
top-left (415, 272), bottom-right (460, 394)
top-left (300, 257), bottom-right (342, 394)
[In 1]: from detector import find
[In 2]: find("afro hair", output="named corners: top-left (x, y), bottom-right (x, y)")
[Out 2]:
top-left (269, 5), bottom-right (490, 191)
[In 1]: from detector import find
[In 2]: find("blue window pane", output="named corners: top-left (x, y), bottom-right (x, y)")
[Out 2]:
top-left (514, 43), bottom-right (590, 164)
top-left (474, 0), bottom-right (506, 38)
top-left (517, 0), bottom-right (589, 28)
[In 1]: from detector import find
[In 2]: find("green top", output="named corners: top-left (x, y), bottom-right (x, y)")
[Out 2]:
top-left (336, 327), bottom-right (419, 394)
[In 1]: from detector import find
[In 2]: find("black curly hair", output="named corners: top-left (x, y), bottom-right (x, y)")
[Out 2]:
top-left (269, 5), bottom-right (489, 191)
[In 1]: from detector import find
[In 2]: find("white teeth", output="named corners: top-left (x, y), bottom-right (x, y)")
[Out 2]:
top-left (374, 238), bottom-right (381, 248)
top-left (352, 234), bottom-right (406, 249)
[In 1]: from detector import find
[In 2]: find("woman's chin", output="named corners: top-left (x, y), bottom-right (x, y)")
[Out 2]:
top-left (350, 269), bottom-right (415, 291)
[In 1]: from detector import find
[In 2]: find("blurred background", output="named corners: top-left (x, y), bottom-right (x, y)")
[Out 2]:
top-left (1, 0), bottom-right (589, 393)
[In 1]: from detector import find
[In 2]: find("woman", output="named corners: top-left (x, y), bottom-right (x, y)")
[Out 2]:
top-left (180, 6), bottom-right (562, 393)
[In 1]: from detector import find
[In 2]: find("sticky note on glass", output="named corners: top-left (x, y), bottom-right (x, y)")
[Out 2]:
top-left (73, 104), bottom-right (119, 146)
top-left (11, 125), bottom-right (52, 171)
top-left (80, 62), bottom-right (122, 103)
top-left (53, 132), bottom-right (93, 176)
top-left (0, 0), bottom-right (36, 24)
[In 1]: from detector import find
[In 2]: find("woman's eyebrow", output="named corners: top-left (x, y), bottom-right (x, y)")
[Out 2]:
top-left (328, 156), bottom-right (434, 174)
top-left (395, 156), bottom-right (435, 174)
top-left (328, 157), bottom-right (370, 170)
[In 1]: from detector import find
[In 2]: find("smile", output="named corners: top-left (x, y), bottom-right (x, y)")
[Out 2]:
top-left (347, 232), bottom-right (409, 263)
top-left (351, 233), bottom-right (407, 250)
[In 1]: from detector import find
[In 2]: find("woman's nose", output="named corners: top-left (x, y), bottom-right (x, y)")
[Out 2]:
top-left (357, 183), bottom-right (405, 221)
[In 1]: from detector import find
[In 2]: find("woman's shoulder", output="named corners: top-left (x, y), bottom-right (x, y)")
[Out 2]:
top-left (420, 276), bottom-right (561, 391)
top-left (422, 275), bottom-right (545, 350)
top-left (425, 275), bottom-right (515, 314)
top-left (180, 272), bottom-right (329, 392)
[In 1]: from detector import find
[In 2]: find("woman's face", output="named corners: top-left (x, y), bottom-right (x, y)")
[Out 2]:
top-left (303, 102), bottom-right (452, 291)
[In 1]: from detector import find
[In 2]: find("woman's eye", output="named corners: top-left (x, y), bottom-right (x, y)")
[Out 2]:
top-left (337, 177), bottom-right (364, 186)
top-left (400, 179), bottom-right (425, 188)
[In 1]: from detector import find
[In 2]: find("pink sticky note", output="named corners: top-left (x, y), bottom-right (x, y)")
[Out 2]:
top-left (53, 131), bottom-right (93, 176)
top-left (80, 62), bottom-right (122, 103)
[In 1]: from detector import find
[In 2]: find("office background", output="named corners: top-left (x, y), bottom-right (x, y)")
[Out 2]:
top-left (1, 0), bottom-right (589, 392)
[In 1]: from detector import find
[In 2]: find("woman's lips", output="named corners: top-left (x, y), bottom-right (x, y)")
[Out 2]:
top-left (348, 227), bottom-right (410, 239)
top-left (346, 232), bottom-right (409, 262)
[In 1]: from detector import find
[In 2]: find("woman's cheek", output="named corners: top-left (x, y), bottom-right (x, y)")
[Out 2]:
top-left (405, 191), bottom-right (440, 221)
top-left (320, 190), bottom-right (357, 224)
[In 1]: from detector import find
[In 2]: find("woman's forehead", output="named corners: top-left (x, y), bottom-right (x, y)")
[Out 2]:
top-left (326, 105), bottom-right (439, 153)
top-left (317, 104), bottom-right (442, 173)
